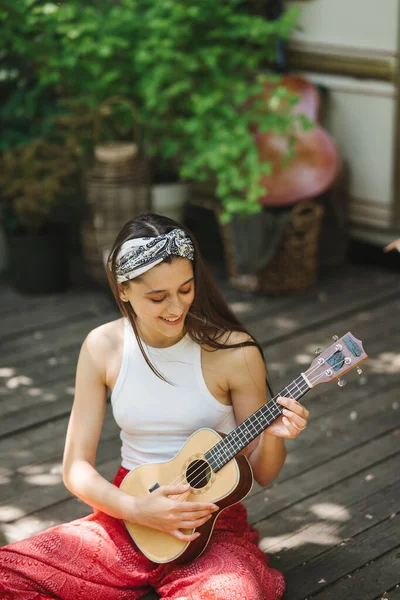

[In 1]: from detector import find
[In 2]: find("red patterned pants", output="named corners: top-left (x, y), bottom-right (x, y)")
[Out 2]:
top-left (0, 467), bottom-right (285, 600)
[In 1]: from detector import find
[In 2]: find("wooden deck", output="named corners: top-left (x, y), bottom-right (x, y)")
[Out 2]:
top-left (0, 259), bottom-right (399, 600)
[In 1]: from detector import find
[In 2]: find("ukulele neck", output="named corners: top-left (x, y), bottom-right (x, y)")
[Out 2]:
top-left (204, 374), bottom-right (311, 472)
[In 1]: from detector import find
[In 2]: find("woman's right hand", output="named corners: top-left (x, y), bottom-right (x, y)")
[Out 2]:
top-left (132, 483), bottom-right (219, 542)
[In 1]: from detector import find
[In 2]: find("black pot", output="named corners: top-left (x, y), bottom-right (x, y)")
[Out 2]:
top-left (6, 227), bottom-right (70, 294)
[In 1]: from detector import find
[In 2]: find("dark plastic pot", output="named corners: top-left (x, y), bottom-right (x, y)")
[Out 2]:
top-left (6, 227), bottom-right (70, 294)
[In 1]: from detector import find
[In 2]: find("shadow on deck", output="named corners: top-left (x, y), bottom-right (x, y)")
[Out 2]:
top-left (0, 257), bottom-right (399, 600)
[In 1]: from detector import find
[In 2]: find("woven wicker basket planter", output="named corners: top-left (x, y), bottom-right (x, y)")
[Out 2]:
top-left (220, 199), bottom-right (324, 294)
top-left (82, 154), bottom-right (151, 285)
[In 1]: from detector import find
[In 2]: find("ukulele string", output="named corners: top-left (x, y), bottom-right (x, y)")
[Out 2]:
top-left (166, 350), bottom-right (350, 494)
top-left (162, 351), bottom-right (347, 496)
top-left (301, 346), bottom-right (347, 380)
top-left (162, 351), bottom-right (351, 495)
top-left (138, 300), bottom-right (351, 494)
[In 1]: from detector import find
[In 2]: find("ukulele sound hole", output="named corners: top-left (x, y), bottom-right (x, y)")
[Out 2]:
top-left (186, 459), bottom-right (212, 489)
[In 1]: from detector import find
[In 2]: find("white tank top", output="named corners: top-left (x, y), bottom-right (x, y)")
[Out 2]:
top-left (111, 319), bottom-right (237, 470)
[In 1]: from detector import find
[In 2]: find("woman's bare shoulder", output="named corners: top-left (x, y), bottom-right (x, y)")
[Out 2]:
top-left (86, 317), bottom-right (123, 344)
top-left (84, 318), bottom-right (124, 364)
top-left (217, 330), bottom-right (266, 392)
top-left (201, 329), bottom-right (262, 388)
top-left (203, 329), bottom-right (259, 361)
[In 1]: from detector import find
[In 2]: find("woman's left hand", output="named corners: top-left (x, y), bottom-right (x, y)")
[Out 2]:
top-left (265, 396), bottom-right (310, 439)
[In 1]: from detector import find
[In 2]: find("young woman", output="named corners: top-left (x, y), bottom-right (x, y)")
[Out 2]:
top-left (0, 213), bottom-right (309, 600)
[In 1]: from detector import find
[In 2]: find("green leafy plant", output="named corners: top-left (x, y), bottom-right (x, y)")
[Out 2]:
top-left (0, 138), bottom-right (82, 232)
top-left (1, 0), bottom-right (303, 223)
top-left (132, 2), bottom-right (302, 222)
top-left (0, 2), bottom-right (60, 150)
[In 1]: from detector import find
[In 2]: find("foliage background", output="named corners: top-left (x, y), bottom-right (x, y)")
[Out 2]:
top-left (0, 0), bottom-right (301, 224)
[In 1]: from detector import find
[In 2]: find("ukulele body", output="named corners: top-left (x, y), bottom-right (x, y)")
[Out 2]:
top-left (120, 428), bottom-right (253, 564)
top-left (119, 331), bottom-right (367, 564)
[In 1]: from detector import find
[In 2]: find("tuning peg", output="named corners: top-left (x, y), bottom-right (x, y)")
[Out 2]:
top-left (314, 348), bottom-right (322, 355)
top-left (337, 378), bottom-right (346, 387)
top-left (332, 335), bottom-right (339, 341)
top-left (356, 367), bottom-right (363, 376)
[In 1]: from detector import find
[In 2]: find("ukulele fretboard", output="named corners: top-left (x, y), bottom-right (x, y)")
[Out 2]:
top-left (204, 374), bottom-right (310, 472)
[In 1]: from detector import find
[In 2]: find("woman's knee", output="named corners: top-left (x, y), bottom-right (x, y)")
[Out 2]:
top-left (202, 572), bottom-right (264, 599)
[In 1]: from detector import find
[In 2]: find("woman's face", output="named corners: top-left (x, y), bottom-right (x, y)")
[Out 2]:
top-left (119, 258), bottom-right (195, 347)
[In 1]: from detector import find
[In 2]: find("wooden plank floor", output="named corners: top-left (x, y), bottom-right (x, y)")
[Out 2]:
top-left (0, 261), bottom-right (399, 600)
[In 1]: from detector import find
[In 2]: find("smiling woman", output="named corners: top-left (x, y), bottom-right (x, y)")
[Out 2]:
top-left (0, 213), bottom-right (310, 600)
top-left (117, 260), bottom-right (195, 348)
top-left (105, 215), bottom-right (271, 379)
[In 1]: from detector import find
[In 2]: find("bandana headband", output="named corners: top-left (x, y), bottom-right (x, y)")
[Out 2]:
top-left (115, 228), bottom-right (195, 283)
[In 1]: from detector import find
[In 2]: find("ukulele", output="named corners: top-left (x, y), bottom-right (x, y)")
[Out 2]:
top-left (120, 332), bottom-right (367, 564)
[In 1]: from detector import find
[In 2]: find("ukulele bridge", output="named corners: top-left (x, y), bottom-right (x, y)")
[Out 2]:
top-left (148, 482), bottom-right (160, 493)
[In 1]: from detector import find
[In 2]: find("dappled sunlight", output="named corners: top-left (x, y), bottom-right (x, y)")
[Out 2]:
top-left (229, 304), bottom-right (300, 334)
top-left (367, 352), bottom-right (400, 374)
top-left (0, 505), bottom-right (26, 521)
top-left (20, 464), bottom-right (59, 475)
top-left (286, 342), bottom-right (400, 383)
top-left (6, 375), bottom-right (33, 389)
top-left (19, 461), bottom-right (63, 487)
top-left (42, 393), bottom-right (58, 402)
top-left (0, 461), bottom-right (64, 504)
top-left (259, 522), bottom-right (343, 553)
top-left (27, 388), bottom-right (42, 396)
top-left (229, 301), bottom-right (255, 314)
top-left (259, 500), bottom-right (352, 553)
top-left (273, 316), bottom-right (298, 330)
top-left (356, 311), bottom-right (373, 322)
top-left (7, 450), bottom-right (33, 459)
top-left (2, 510), bottom-right (87, 545)
top-left (24, 473), bottom-right (63, 486)
top-left (268, 362), bottom-right (285, 373)
top-left (309, 502), bottom-right (350, 521)
top-left (294, 353), bottom-right (313, 366)
top-left (5, 515), bottom-right (61, 541)
top-left (305, 342), bottom-right (326, 354)
top-left (0, 368), bottom-right (16, 377)
top-left (266, 362), bottom-right (293, 380)
top-left (0, 362), bottom-right (75, 406)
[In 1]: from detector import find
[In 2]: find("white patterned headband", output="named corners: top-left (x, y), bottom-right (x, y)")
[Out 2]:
top-left (115, 228), bottom-right (195, 283)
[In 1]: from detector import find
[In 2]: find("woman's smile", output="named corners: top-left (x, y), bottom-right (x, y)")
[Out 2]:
top-left (159, 314), bottom-right (184, 326)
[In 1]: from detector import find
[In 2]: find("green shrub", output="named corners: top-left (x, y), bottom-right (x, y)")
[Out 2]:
top-left (0, 0), bottom-right (302, 222)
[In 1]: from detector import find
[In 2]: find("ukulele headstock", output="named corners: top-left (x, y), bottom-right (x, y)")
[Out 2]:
top-left (305, 332), bottom-right (368, 388)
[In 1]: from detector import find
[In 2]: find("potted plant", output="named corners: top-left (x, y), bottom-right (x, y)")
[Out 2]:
top-left (1, 0), bottom-right (305, 278)
top-left (130, 1), bottom-right (301, 224)
top-left (0, 138), bottom-right (81, 294)
top-left (125, 1), bottom-right (306, 277)
top-left (22, 0), bottom-right (300, 224)
top-left (147, 155), bottom-right (189, 223)
top-left (0, 1), bottom-right (85, 292)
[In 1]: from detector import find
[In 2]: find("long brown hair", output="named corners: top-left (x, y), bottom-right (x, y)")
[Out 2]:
top-left (107, 213), bottom-right (273, 395)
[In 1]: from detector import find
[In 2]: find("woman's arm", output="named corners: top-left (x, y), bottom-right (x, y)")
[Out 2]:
top-left (62, 327), bottom-right (136, 521)
top-left (227, 336), bottom-right (309, 487)
top-left (62, 326), bottom-right (218, 539)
